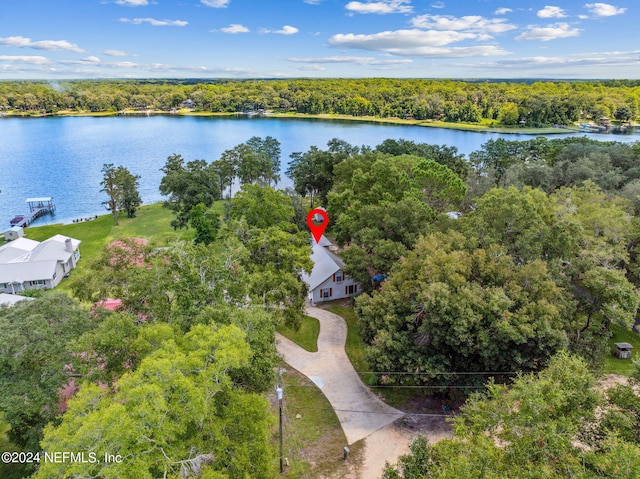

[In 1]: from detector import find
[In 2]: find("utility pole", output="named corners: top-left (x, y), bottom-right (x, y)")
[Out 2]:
top-left (277, 368), bottom-right (284, 474)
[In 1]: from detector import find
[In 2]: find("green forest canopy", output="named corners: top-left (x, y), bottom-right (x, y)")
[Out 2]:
top-left (1, 78), bottom-right (639, 126)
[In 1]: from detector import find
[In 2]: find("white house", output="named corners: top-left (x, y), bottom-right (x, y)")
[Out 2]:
top-left (302, 236), bottom-right (360, 304)
top-left (0, 234), bottom-right (81, 294)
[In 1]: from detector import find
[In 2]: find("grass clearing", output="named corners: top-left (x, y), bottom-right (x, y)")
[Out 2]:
top-left (21, 202), bottom-right (219, 292)
top-left (604, 324), bottom-right (640, 375)
top-left (23, 202), bottom-right (213, 263)
top-left (276, 315), bottom-right (320, 352)
top-left (273, 365), bottom-right (363, 478)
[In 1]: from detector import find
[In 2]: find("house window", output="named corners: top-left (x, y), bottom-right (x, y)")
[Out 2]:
top-left (30, 280), bottom-right (46, 286)
top-left (334, 271), bottom-right (344, 282)
top-left (346, 284), bottom-right (358, 295)
top-left (321, 288), bottom-right (332, 298)
top-left (0, 283), bottom-right (6, 289)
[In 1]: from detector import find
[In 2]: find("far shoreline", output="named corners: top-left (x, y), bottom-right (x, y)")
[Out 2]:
top-left (0, 109), bottom-right (590, 135)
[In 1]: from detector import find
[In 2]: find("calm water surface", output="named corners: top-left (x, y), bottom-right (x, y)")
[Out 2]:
top-left (0, 115), bottom-right (638, 226)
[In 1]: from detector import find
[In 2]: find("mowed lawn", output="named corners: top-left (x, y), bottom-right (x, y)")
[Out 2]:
top-left (23, 202), bottom-right (225, 281)
top-left (605, 323), bottom-right (640, 375)
top-left (276, 315), bottom-right (320, 352)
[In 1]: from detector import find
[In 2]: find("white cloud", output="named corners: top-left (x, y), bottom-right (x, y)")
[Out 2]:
top-left (494, 7), bottom-right (513, 15)
top-left (329, 29), bottom-right (510, 56)
top-left (61, 57), bottom-right (140, 68)
top-left (119, 17), bottom-right (188, 26)
top-left (115, 0), bottom-right (150, 6)
top-left (303, 0), bottom-right (322, 3)
top-left (298, 65), bottom-right (326, 71)
top-left (537, 6), bottom-right (567, 18)
top-left (330, 29), bottom-right (474, 48)
top-left (104, 49), bottom-right (131, 57)
top-left (0, 55), bottom-right (50, 65)
top-left (345, 0), bottom-right (413, 15)
top-left (516, 22), bottom-right (581, 41)
top-left (431, 1), bottom-right (445, 8)
top-left (201, 0), bottom-right (230, 7)
top-left (0, 36), bottom-right (84, 52)
top-left (261, 25), bottom-right (299, 35)
top-left (479, 50), bottom-right (640, 71)
top-left (411, 14), bottom-right (516, 34)
top-left (221, 24), bottom-right (250, 33)
top-left (288, 55), bottom-right (412, 65)
top-left (585, 3), bottom-right (627, 16)
top-left (277, 25), bottom-right (299, 34)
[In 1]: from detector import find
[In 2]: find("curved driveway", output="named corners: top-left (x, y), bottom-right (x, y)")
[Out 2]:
top-left (276, 305), bottom-right (404, 445)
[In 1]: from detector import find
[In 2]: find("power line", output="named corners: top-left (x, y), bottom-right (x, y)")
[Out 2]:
top-left (285, 384), bottom-right (485, 389)
top-left (355, 371), bottom-right (519, 375)
top-left (286, 405), bottom-right (456, 418)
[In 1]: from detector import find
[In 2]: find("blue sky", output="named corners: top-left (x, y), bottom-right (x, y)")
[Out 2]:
top-left (0, 0), bottom-right (637, 79)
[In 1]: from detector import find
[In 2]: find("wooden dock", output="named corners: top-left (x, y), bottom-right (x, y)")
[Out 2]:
top-left (9, 197), bottom-right (56, 227)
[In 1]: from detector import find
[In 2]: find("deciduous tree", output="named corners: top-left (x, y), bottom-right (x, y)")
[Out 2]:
top-left (34, 325), bottom-right (277, 479)
top-left (101, 163), bottom-right (142, 224)
top-left (159, 154), bottom-right (220, 229)
top-left (356, 233), bottom-right (573, 387)
top-left (383, 353), bottom-right (640, 479)
top-left (0, 295), bottom-right (96, 452)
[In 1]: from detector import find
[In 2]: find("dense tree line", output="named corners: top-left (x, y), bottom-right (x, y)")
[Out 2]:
top-left (3, 130), bottom-right (640, 477)
top-left (1, 179), bottom-right (312, 477)
top-left (383, 353), bottom-right (640, 478)
top-left (1, 79), bottom-right (638, 126)
top-left (159, 136), bottom-right (280, 229)
top-left (286, 136), bottom-right (640, 389)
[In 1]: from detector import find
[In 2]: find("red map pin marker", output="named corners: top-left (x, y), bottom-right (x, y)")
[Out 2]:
top-left (306, 208), bottom-right (329, 244)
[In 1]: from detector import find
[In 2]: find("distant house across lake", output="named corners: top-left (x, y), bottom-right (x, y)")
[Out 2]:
top-left (0, 234), bottom-right (81, 294)
top-left (302, 236), bottom-right (360, 304)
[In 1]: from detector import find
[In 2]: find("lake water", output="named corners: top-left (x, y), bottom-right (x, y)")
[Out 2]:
top-left (0, 115), bottom-right (638, 227)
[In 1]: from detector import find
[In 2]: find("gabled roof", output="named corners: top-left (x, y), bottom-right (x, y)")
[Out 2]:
top-left (30, 235), bottom-right (80, 263)
top-left (0, 261), bottom-right (58, 284)
top-left (0, 235), bottom-right (81, 283)
top-left (0, 237), bottom-right (40, 263)
top-left (301, 236), bottom-right (345, 291)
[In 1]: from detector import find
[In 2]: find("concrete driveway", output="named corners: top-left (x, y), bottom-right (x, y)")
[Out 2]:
top-left (276, 305), bottom-right (404, 445)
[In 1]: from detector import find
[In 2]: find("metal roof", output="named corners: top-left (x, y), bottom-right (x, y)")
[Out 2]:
top-left (301, 236), bottom-right (343, 291)
top-left (0, 235), bottom-right (80, 283)
top-left (26, 197), bottom-right (52, 202)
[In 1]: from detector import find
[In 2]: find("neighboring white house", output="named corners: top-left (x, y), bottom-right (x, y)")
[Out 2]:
top-left (302, 236), bottom-right (360, 304)
top-left (0, 234), bottom-right (81, 294)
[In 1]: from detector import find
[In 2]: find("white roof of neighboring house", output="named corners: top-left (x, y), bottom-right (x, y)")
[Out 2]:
top-left (0, 234), bottom-right (80, 284)
top-left (0, 261), bottom-right (59, 284)
top-left (0, 237), bottom-right (40, 263)
top-left (0, 293), bottom-right (34, 307)
top-left (301, 236), bottom-right (346, 291)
